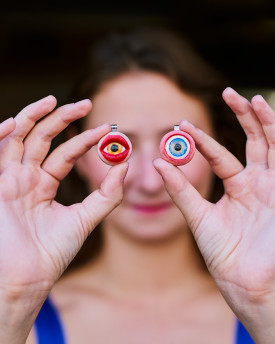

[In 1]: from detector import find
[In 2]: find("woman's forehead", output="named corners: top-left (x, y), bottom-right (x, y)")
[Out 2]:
top-left (87, 71), bottom-right (212, 132)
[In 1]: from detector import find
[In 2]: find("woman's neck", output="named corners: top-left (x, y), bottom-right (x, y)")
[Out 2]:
top-left (91, 222), bottom-right (212, 300)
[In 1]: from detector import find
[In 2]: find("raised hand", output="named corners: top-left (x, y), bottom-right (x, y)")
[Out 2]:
top-left (154, 88), bottom-right (275, 343)
top-left (0, 96), bottom-right (128, 342)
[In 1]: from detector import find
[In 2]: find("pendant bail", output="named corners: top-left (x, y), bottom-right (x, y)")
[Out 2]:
top-left (111, 124), bottom-right (118, 132)
top-left (174, 125), bottom-right (180, 131)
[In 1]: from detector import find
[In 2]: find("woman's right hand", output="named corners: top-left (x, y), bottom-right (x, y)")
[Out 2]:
top-left (0, 96), bottom-right (128, 343)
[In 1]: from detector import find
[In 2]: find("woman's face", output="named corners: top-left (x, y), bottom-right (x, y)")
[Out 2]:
top-left (78, 71), bottom-right (213, 241)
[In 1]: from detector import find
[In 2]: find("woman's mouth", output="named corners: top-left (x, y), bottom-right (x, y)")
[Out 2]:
top-left (128, 202), bottom-right (174, 214)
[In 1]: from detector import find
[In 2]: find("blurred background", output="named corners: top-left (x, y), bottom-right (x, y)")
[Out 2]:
top-left (0, 0), bottom-right (274, 117)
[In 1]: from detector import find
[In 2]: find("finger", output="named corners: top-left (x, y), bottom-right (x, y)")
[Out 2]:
top-left (0, 118), bottom-right (16, 141)
top-left (22, 99), bottom-right (92, 165)
top-left (70, 162), bottom-right (128, 237)
top-left (251, 95), bottom-right (275, 169)
top-left (12, 95), bottom-right (57, 140)
top-left (222, 87), bottom-right (268, 167)
top-left (0, 96), bottom-right (57, 167)
top-left (153, 158), bottom-right (209, 231)
top-left (42, 124), bottom-right (111, 181)
top-left (179, 120), bottom-right (244, 181)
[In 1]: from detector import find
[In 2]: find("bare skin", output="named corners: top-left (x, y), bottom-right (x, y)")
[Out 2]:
top-left (0, 97), bottom-right (128, 343)
top-left (26, 231), bottom-right (235, 344)
top-left (49, 264), bottom-right (234, 344)
top-left (1, 73), bottom-right (275, 343)
top-left (154, 89), bottom-right (275, 343)
top-left (25, 72), bottom-right (235, 344)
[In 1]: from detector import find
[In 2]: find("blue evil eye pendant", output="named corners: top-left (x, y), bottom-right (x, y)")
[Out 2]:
top-left (97, 124), bottom-right (132, 166)
top-left (159, 125), bottom-right (195, 166)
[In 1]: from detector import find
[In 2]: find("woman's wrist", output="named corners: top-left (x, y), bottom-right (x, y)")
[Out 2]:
top-left (239, 295), bottom-right (275, 344)
top-left (0, 285), bottom-right (50, 344)
top-left (0, 300), bottom-right (37, 344)
top-left (219, 282), bottom-right (275, 343)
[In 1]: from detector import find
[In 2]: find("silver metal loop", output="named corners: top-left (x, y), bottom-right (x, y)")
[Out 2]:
top-left (111, 124), bottom-right (118, 132)
top-left (174, 125), bottom-right (180, 131)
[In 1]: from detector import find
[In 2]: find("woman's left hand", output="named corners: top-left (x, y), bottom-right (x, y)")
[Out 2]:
top-left (154, 87), bottom-right (275, 344)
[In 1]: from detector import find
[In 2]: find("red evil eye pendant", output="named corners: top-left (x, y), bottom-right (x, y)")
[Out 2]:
top-left (97, 124), bottom-right (132, 166)
top-left (160, 125), bottom-right (195, 166)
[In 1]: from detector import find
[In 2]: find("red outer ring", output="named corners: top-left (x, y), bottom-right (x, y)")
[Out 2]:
top-left (98, 133), bottom-right (132, 165)
top-left (159, 130), bottom-right (195, 166)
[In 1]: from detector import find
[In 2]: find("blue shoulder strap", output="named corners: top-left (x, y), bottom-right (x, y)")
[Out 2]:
top-left (34, 296), bottom-right (66, 344)
top-left (235, 319), bottom-right (255, 343)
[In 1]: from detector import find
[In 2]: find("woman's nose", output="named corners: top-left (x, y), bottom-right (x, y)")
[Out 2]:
top-left (127, 147), bottom-right (164, 194)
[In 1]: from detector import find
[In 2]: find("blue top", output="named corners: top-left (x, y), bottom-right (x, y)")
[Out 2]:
top-left (34, 296), bottom-right (254, 343)
top-left (34, 297), bottom-right (66, 344)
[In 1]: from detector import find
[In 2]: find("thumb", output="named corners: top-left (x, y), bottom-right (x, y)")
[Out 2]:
top-left (74, 162), bottom-right (128, 237)
top-left (153, 158), bottom-right (209, 232)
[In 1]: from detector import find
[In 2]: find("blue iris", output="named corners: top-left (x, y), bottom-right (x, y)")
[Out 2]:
top-left (169, 137), bottom-right (188, 157)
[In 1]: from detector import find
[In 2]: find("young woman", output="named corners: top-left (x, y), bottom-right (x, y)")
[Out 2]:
top-left (1, 27), bottom-right (274, 344)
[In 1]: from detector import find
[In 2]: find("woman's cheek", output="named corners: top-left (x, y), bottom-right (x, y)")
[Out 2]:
top-left (179, 150), bottom-right (212, 197)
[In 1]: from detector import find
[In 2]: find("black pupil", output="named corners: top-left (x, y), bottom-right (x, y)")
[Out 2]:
top-left (111, 144), bottom-right (119, 152)
top-left (174, 143), bottom-right (182, 151)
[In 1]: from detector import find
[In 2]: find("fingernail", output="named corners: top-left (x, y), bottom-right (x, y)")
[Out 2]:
top-left (180, 119), bottom-right (195, 128)
top-left (97, 123), bottom-right (111, 131)
top-left (253, 94), bottom-right (263, 100)
top-left (2, 117), bottom-right (14, 125)
top-left (224, 86), bottom-right (233, 92)
top-left (223, 87), bottom-right (240, 96)
top-left (75, 99), bottom-right (92, 105)
top-left (45, 95), bottom-right (56, 101)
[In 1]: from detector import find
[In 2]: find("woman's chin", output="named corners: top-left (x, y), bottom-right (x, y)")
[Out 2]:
top-left (105, 205), bottom-right (188, 243)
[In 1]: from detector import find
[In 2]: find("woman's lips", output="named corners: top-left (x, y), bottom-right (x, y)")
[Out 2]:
top-left (128, 202), bottom-right (174, 214)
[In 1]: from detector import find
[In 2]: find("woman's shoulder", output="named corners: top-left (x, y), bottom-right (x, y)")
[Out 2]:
top-left (31, 266), bottom-right (238, 344)
top-left (26, 330), bottom-right (36, 344)
top-left (27, 262), bottom-right (107, 344)
top-left (51, 261), bottom-right (106, 309)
